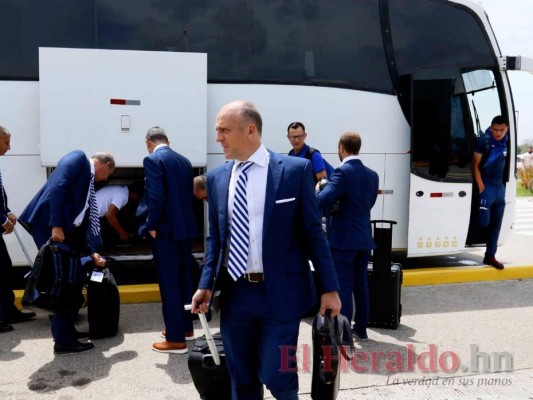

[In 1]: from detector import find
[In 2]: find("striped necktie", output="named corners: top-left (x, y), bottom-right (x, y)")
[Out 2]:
top-left (89, 173), bottom-right (100, 236)
top-left (227, 161), bottom-right (253, 281)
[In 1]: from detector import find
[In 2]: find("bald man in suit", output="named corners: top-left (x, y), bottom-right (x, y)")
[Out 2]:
top-left (192, 100), bottom-right (341, 400)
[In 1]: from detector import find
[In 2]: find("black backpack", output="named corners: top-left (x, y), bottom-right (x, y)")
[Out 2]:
top-left (289, 147), bottom-right (335, 183)
top-left (22, 241), bottom-right (85, 313)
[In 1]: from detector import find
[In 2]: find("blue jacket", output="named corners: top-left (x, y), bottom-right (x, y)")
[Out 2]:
top-left (141, 146), bottom-right (198, 241)
top-left (19, 150), bottom-right (91, 249)
top-left (199, 151), bottom-right (339, 322)
top-left (316, 158), bottom-right (379, 251)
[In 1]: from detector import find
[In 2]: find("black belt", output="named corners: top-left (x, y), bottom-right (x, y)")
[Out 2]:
top-left (241, 273), bottom-right (265, 283)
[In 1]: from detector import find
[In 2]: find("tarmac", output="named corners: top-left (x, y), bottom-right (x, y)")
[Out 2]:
top-left (2, 198), bottom-right (532, 399)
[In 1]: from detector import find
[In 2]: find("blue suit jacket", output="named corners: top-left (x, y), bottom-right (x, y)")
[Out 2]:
top-left (141, 146), bottom-right (198, 241)
top-left (316, 158), bottom-right (379, 251)
top-left (199, 151), bottom-right (339, 322)
top-left (19, 150), bottom-right (91, 248)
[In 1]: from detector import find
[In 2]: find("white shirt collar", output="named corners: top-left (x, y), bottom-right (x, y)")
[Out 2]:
top-left (340, 154), bottom-right (360, 166)
top-left (154, 143), bottom-right (169, 152)
top-left (89, 158), bottom-right (95, 174)
top-left (233, 144), bottom-right (269, 170)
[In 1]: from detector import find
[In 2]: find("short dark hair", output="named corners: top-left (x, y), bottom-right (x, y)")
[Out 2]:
top-left (491, 115), bottom-right (508, 126)
top-left (339, 132), bottom-right (362, 155)
top-left (287, 121), bottom-right (305, 133)
top-left (146, 126), bottom-right (169, 143)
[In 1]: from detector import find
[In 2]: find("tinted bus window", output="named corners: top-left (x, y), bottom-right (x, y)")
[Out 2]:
top-left (1, 0), bottom-right (392, 92)
top-left (0, 1), bottom-right (95, 80)
top-left (389, 0), bottom-right (495, 76)
top-left (250, 0), bottom-right (391, 91)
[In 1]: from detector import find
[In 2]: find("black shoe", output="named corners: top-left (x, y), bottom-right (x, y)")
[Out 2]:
top-left (75, 331), bottom-right (90, 340)
top-left (0, 323), bottom-right (14, 333)
top-left (351, 324), bottom-right (369, 341)
top-left (54, 341), bottom-right (95, 355)
top-left (483, 256), bottom-right (504, 270)
top-left (1, 310), bottom-right (36, 324)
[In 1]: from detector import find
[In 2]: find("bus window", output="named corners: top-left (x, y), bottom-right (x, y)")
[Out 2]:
top-left (464, 70), bottom-right (502, 138)
top-left (410, 65), bottom-right (474, 182)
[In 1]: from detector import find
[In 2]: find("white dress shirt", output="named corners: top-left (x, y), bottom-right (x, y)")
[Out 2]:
top-left (340, 154), bottom-right (360, 166)
top-left (228, 144), bottom-right (269, 274)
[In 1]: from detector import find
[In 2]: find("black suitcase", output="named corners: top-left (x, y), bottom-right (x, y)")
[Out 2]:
top-left (186, 307), bottom-right (231, 400)
top-left (367, 220), bottom-right (402, 329)
top-left (367, 262), bottom-right (402, 329)
top-left (87, 267), bottom-right (120, 339)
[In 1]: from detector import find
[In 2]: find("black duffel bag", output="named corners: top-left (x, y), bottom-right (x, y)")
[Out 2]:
top-left (22, 240), bottom-right (86, 313)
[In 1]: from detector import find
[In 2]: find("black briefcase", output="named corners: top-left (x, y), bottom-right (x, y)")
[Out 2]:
top-left (87, 266), bottom-right (120, 339)
top-left (187, 309), bottom-right (231, 400)
top-left (367, 262), bottom-right (403, 329)
top-left (311, 311), bottom-right (354, 400)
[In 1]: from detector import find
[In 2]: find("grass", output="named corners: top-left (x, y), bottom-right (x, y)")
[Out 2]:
top-left (517, 182), bottom-right (531, 197)
top-left (517, 165), bottom-right (533, 197)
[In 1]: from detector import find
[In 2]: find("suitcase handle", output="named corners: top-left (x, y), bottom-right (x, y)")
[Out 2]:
top-left (184, 304), bottom-right (221, 366)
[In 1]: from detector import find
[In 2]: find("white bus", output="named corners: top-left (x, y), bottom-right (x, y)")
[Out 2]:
top-left (0, 0), bottom-right (529, 266)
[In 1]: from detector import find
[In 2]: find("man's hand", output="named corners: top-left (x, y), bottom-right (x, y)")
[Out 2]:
top-left (319, 291), bottom-right (342, 318)
top-left (7, 213), bottom-right (17, 226)
top-left (2, 219), bottom-right (14, 234)
top-left (91, 253), bottom-right (107, 268)
top-left (51, 226), bottom-right (65, 242)
top-left (149, 230), bottom-right (157, 239)
top-left (191, 289), bottom-right (212, 314)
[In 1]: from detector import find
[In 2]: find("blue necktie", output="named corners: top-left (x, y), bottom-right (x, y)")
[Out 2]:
top-left (227, 161), bottom-right (253, 281)
top-left (89, 173), bottom-right (100, 236)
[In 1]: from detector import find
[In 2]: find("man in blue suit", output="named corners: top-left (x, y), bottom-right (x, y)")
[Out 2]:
top-left (192, 100), bottom-right (341, 400)
top-left (19, 150), bottom-right (115, 354)
top-left (142, 126), bottom-right (198, 354)
top-left (0, 125), bottom-right (36, 333)
top-left (316, 132), bottom-right (378, 341)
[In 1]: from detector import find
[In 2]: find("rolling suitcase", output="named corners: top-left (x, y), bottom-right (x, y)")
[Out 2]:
top-left (367, 262), bottom-right (402, 329)
top-left (367, 220), bottom-right (402, 329)
top-left (87, 266), bottom-right (120, 338)
top-left (185, 305), bottom-right (231, 400)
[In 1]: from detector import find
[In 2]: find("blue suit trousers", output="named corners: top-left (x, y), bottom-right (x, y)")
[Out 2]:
top-left (153, 236), bottom-right (193, 342)
top-left (331, 249), bottom-right (370, 335)
top-left (220, 279), bottom-right (300, 400)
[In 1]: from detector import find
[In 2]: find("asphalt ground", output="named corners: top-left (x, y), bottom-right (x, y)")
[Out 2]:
top-left (3, 198), bottom-right (532, 399)
top-left (1, 279), bottom-right (532, 399)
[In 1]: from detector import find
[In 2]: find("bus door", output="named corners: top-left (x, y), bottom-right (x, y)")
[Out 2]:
top-left (407, 65), bottom-right (475, 257)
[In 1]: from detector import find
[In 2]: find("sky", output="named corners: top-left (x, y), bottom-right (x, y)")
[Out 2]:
top-left (480, 0), bottom-right (533, 146)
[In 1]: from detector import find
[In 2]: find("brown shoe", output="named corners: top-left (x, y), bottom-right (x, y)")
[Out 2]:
top-left (483, 256), bottom-right (504, 270)
top-left (161, 330), bottom-right (195, 341)
top-left (152, 340), bottom-right (188, 354)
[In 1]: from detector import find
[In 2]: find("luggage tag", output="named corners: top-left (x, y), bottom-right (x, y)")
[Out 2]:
top-left (90, 270), bottom-right (105, 283)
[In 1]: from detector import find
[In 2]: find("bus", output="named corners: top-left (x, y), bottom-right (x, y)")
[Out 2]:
top-left (0, 0), bottom-right (530, 266)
